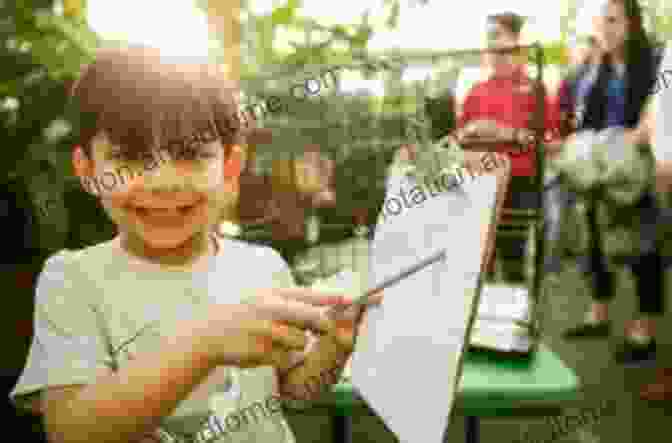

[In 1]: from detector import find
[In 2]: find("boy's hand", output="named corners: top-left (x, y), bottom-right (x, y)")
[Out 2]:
top-left (191, 288), bottom-right (351, 370)
top-left (330, 304), bottom-right (364, 351)
top-left (278, 303), bottom-right (374, 401)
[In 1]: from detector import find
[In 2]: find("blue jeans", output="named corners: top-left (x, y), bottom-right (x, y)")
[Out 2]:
top-left (543, 176), bottom-right (576, 273)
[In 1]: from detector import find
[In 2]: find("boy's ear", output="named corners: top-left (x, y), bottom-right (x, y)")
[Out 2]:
top-left (73, 146), bottom-right (94, 178)
top-left (223, 144), bottom-right (244, 179)
top-left (73, 146), bottom-right (98, 195)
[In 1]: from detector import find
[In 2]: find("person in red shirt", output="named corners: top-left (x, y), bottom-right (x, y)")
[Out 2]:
top-left (457, 11), bottom-right (560, 282)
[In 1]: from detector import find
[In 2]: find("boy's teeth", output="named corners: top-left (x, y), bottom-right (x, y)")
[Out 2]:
top-left (145, 208), bottom-right (181, 216)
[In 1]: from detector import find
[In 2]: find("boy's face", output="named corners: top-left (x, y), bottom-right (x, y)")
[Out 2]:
top-left (74, 131), bottom-right (240, 252)
top-left (484, 21), bottom-right (519, 70)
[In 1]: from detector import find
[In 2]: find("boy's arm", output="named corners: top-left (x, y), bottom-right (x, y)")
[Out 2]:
top-left (42, 334), bottom-right (215, 443)
top-left (19, 253), bottom-right (219, 443)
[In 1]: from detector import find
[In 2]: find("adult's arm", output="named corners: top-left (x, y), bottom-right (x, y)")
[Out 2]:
top-left (643, 45), bottom-right (672, 192)
top-left (643, 93), bottom-right (672, 193)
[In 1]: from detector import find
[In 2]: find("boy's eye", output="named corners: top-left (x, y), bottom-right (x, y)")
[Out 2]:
top-left (198, 152), bottom-right (217, 160)
top-left (108, 150), bottom-right (144, 162)
top-left (108, 151), bottom-right (127, 161)
top-left (173, 147), bottom-right (217, 161)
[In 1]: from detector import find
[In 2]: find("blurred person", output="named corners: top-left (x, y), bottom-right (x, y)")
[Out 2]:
top-left (634, 42), bottom-right (672, 398)
top-left (268, 156), bottom-right (310, 264)
top-left (570, 35), bottom-right (602, 68)
top-left (456, 11), bottom-right (561, 283)
top-left (268, 145), bottom-right (336, 264)
top-left (295, 144), bottom-right (336, 246)
top-left (543, 35), bottom-right (601, 277)
top-left (560, 0), bottom-right (665, 365)
top-left (299, 144), bottom-right (336, 209)
top-left (560, 35), bottom-right (602, 133)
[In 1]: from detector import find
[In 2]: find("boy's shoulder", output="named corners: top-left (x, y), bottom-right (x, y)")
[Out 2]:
top-left (212, 236), bottom-right (295, 289)
top-left (43, 239), bottom-right (118, 274)
top-left (214, 235), bottom-right (289, 269)
top-left (43, 236), bottom-right (291, 281)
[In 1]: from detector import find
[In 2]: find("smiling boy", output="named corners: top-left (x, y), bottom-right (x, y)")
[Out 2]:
top-left (9, 45), bottom-right (365, 443)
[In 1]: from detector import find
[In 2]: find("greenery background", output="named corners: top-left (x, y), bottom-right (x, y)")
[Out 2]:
top-left (3, 0), bottom-right (672, 256)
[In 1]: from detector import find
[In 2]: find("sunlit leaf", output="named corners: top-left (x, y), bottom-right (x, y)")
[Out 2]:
top-left (270, 0), bottom-right (300, 25)
top-left (385, 0), bottom-right (399, 29)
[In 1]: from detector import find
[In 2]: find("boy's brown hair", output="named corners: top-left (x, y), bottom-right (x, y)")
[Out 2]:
top-left (69, 44), bottom-right (243, 159)
top-left (486, 12), bottom-right (525, 37)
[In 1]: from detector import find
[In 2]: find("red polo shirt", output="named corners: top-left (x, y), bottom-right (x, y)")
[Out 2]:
top-left (458, 67), bottom-right (559, 177)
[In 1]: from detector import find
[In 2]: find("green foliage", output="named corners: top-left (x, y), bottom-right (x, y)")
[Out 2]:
top-left (533, 41), bottom-right (566, 67)
top-left (385, 0), bottom-right (400, 29)
top-left (2, 0), bottom-right (101, 252)
top-left (269, 0), bottom-right (300, 25)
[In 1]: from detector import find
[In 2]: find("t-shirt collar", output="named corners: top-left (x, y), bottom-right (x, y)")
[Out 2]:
top-left (112, 235), bottom-right (220, 273)
top-left (489, 64), bottom-right (526, 81)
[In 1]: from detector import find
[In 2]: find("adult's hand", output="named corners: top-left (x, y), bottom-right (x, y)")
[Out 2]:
top-left (656, 160), bottom-right (672, 194)
top-left (312, 189), bottom-right (336, 208)
top-left (459, 119), bottom-right (501, 139)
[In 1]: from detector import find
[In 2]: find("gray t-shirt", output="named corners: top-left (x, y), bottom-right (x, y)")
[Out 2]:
top-left (11, 236), bottom-right (297, 443)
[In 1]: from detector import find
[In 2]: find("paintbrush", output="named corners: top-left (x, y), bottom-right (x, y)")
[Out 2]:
top-left (285, 249), bottom-right (448, 371)
top-left (324, 249), bottom-right (447, 319)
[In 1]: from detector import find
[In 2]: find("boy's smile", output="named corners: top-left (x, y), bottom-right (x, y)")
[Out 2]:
top-left (128, 194), bottom-right (207, 231)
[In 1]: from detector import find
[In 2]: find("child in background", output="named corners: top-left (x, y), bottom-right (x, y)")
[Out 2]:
top-left (457, 11), bottom-right (560, 283)
top-left (9, 45), bottom-right (368, 443)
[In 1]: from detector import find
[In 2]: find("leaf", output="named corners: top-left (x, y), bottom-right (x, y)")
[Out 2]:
top-left (351, 25), bottom-right (372, 48)
top-left (270, 0), bottom-right (300, 25)
top-left (385, 0), bottom-right (400, 29)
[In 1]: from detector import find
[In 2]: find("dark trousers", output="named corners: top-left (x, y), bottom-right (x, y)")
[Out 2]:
top-left (586, 191), bottom-right (665, 315)
top-left (495, 175), bottom-right (539, 281)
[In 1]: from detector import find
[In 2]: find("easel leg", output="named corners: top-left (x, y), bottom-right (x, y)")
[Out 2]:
top-left (332, 413), bottom-right (352, 443)
top-left (465, 416), bottom-right (480, 443)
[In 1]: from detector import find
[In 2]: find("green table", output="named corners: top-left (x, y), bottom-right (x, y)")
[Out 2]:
top-left (327, 344), bottom-right (579, 443)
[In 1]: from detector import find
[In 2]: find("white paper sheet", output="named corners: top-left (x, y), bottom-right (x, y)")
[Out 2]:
top-left (350, 170), bottom-right (498, 443)
top-left (653, 43), bottom-right (672, 162)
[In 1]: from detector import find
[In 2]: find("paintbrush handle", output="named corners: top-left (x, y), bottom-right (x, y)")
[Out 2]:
top-left (326, 249), bottom-right (446, 318)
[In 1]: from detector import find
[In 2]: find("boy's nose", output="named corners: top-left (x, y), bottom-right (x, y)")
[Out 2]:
top-left (142, 158), bottom-right (189, 190)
